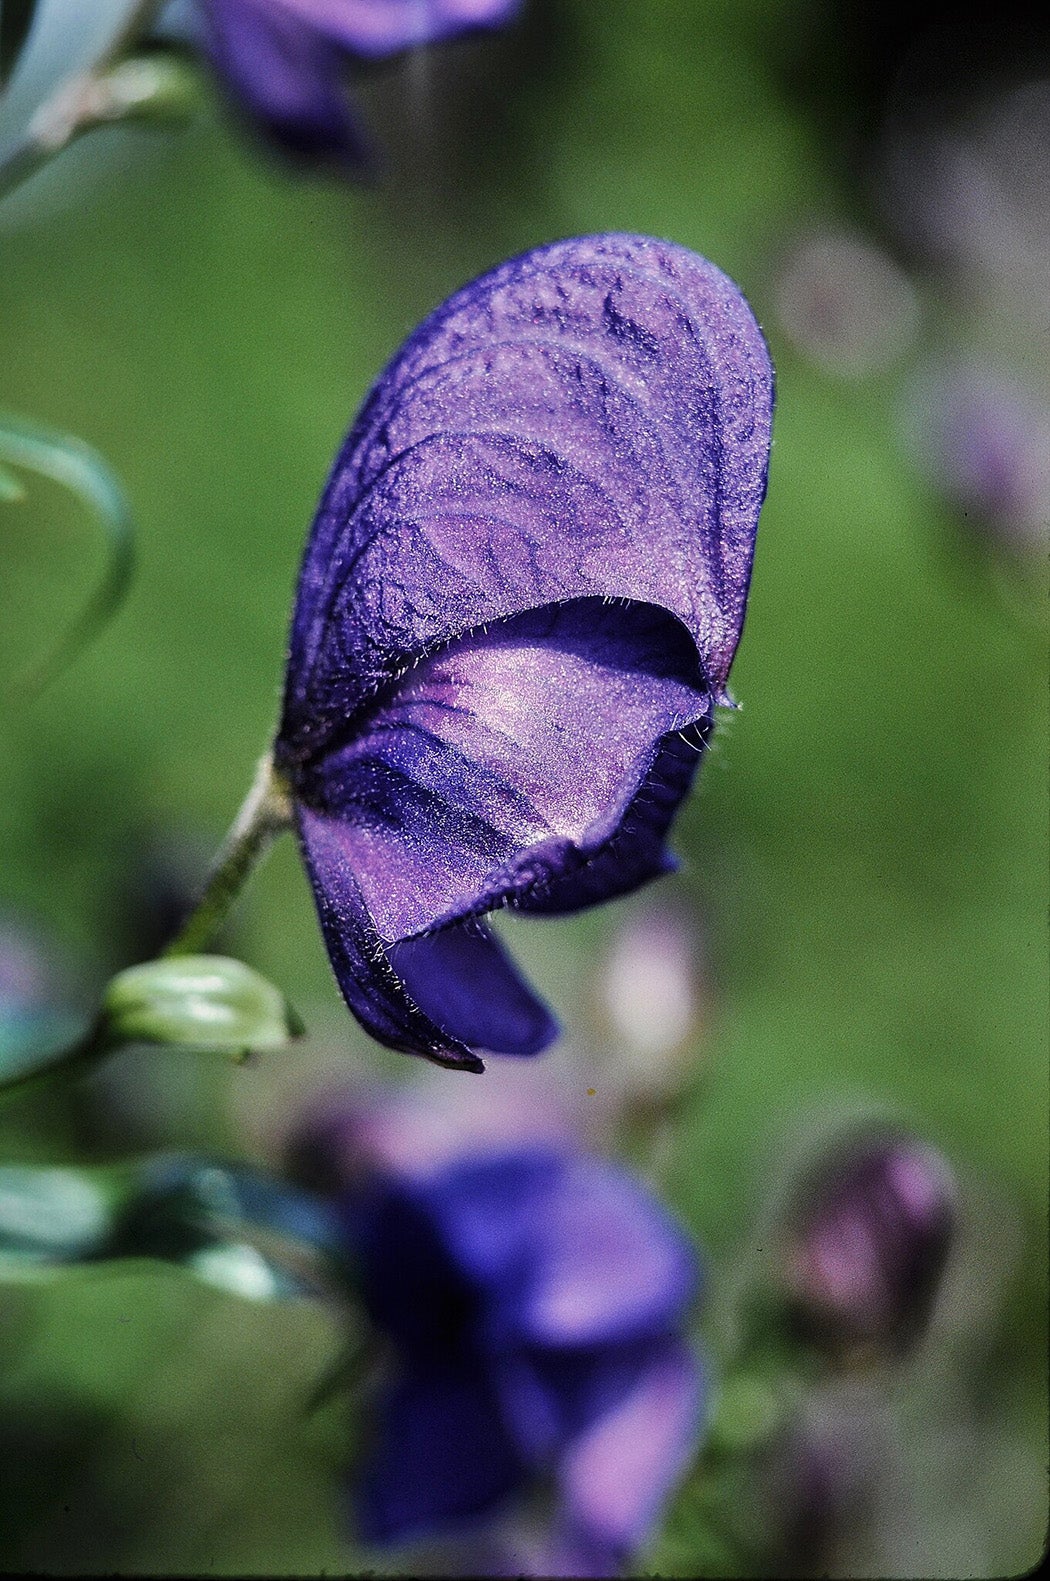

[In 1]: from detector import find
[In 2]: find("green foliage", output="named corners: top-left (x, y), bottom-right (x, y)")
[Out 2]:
top-left (0, 410), bottom-right (135, 696)
top-left (0, 1154), bottom-right (337, 1298)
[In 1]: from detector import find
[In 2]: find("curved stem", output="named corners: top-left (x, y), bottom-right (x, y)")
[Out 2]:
top-left (0, 0), bottom-right (164, 203)
top-left (164, 753), bottom-right (294, 958)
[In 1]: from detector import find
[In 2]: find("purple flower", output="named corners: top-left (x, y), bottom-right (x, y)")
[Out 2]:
top-left (323, 1127), bottom-right (702, 1568)
top-left (199, 0), bottom-right (522, 166)
top-left (275, 234), bottom-right (774, 1070)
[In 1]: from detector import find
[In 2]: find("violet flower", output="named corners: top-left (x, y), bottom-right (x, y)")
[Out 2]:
top-left (275, 234), bottom-right (774, 1070)
top-left (199, 0), bottom-right (522, 166)
top-left (302, 1099), bottom-right (703, 1571)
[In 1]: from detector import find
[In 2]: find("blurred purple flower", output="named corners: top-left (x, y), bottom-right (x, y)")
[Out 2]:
top-left (274, 234), bottom-right (774, 1070)
top-left (780, 1130), bottom-right (957, 1359)
top-left (199, 0), bottom-right (521, 166)
top-left (310, 1106), bottom-right (702, 1570)
top-left (757, 1382), bottom-right (893, 1579)
top-left (773, 229), bottom-right (918, 379)
top-left (0, 916), bottom-right (83, 1078)
top-left (910, 367), bottom-right (1050, 555)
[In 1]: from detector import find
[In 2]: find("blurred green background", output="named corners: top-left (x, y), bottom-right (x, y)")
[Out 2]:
top-left (1, 0), bottom-right (1046, 1572)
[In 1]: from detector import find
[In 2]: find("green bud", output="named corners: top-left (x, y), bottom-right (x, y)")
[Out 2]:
top-left (188, 1242), bottom-right (310, 1302)
top-left (101, 955), bottom-right (300, 1057)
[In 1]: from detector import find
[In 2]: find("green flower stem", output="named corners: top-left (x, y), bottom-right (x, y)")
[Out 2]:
top-left (164, 753), bottom-right (294, 958)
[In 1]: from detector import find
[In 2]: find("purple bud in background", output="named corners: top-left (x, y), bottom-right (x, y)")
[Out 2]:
top-left (0, 921), bottom-right (48, 1014)
top-left (275, 234), bottom-right (774, 1070)
top-left (878, 73), bottom-right (1050, 320)
top-left (780, 1130), bottom-right (957, 1359)
top-left (757, 1383), bottom-right (893, 1579)
top-left (907, 366), bottom-right (1050, 556)
top-left (199, 0), bottom-right (522, 167)
top-left (595, 899), bottom-right (714, 1109)
top-left (295, 1088), bottom-right (704, 1573)
top-left (110, 826), bottom-right (221, 966)
top-left (773, 229), bottom-right (919, 380)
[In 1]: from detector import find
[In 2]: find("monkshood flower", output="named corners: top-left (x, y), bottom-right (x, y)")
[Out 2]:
top-left (780, 1129), bottom-right (957, 1360)
top-left (291, 1090), bottom-right (703, 1574)
top-left (198, 0), bottom-right (522, 166)
top-left (274, 234), bottom-right (774, 1071)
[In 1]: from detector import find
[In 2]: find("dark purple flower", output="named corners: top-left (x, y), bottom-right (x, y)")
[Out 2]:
top-left (275, 234), bottom-right (774, 1069)
top-left (780, 1130), bottom-right (957, 1359)
top-left (332, 1136), bottom-right (702, 1568)
top-left (199, 0), bottom-right (522, 166)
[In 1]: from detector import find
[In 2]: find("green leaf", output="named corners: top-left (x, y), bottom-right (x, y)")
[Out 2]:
top-left (0, 411), bottom-right (135, 696)
top-left (0, 1163), bottom-right (114, 1268)
top-left (0, 1155), bottom-right (343, 1301)
top-left (101, 955), bottom-right (302, 1056)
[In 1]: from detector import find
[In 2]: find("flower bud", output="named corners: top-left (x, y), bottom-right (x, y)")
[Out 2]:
top-left (756, 1383), bottom-right (891, 1577)
top-left (595, 901), bottom-right (713, 1108)
top-left (779, 1131), bottom-right (957, 1359)
top-left (101, 955), bottom-right (300, 1057)
top-left (85, 55), bottom-right (205, 130)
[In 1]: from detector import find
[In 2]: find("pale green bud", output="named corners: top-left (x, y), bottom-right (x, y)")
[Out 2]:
top-left (102, 955), bottom-right (300, 1057)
